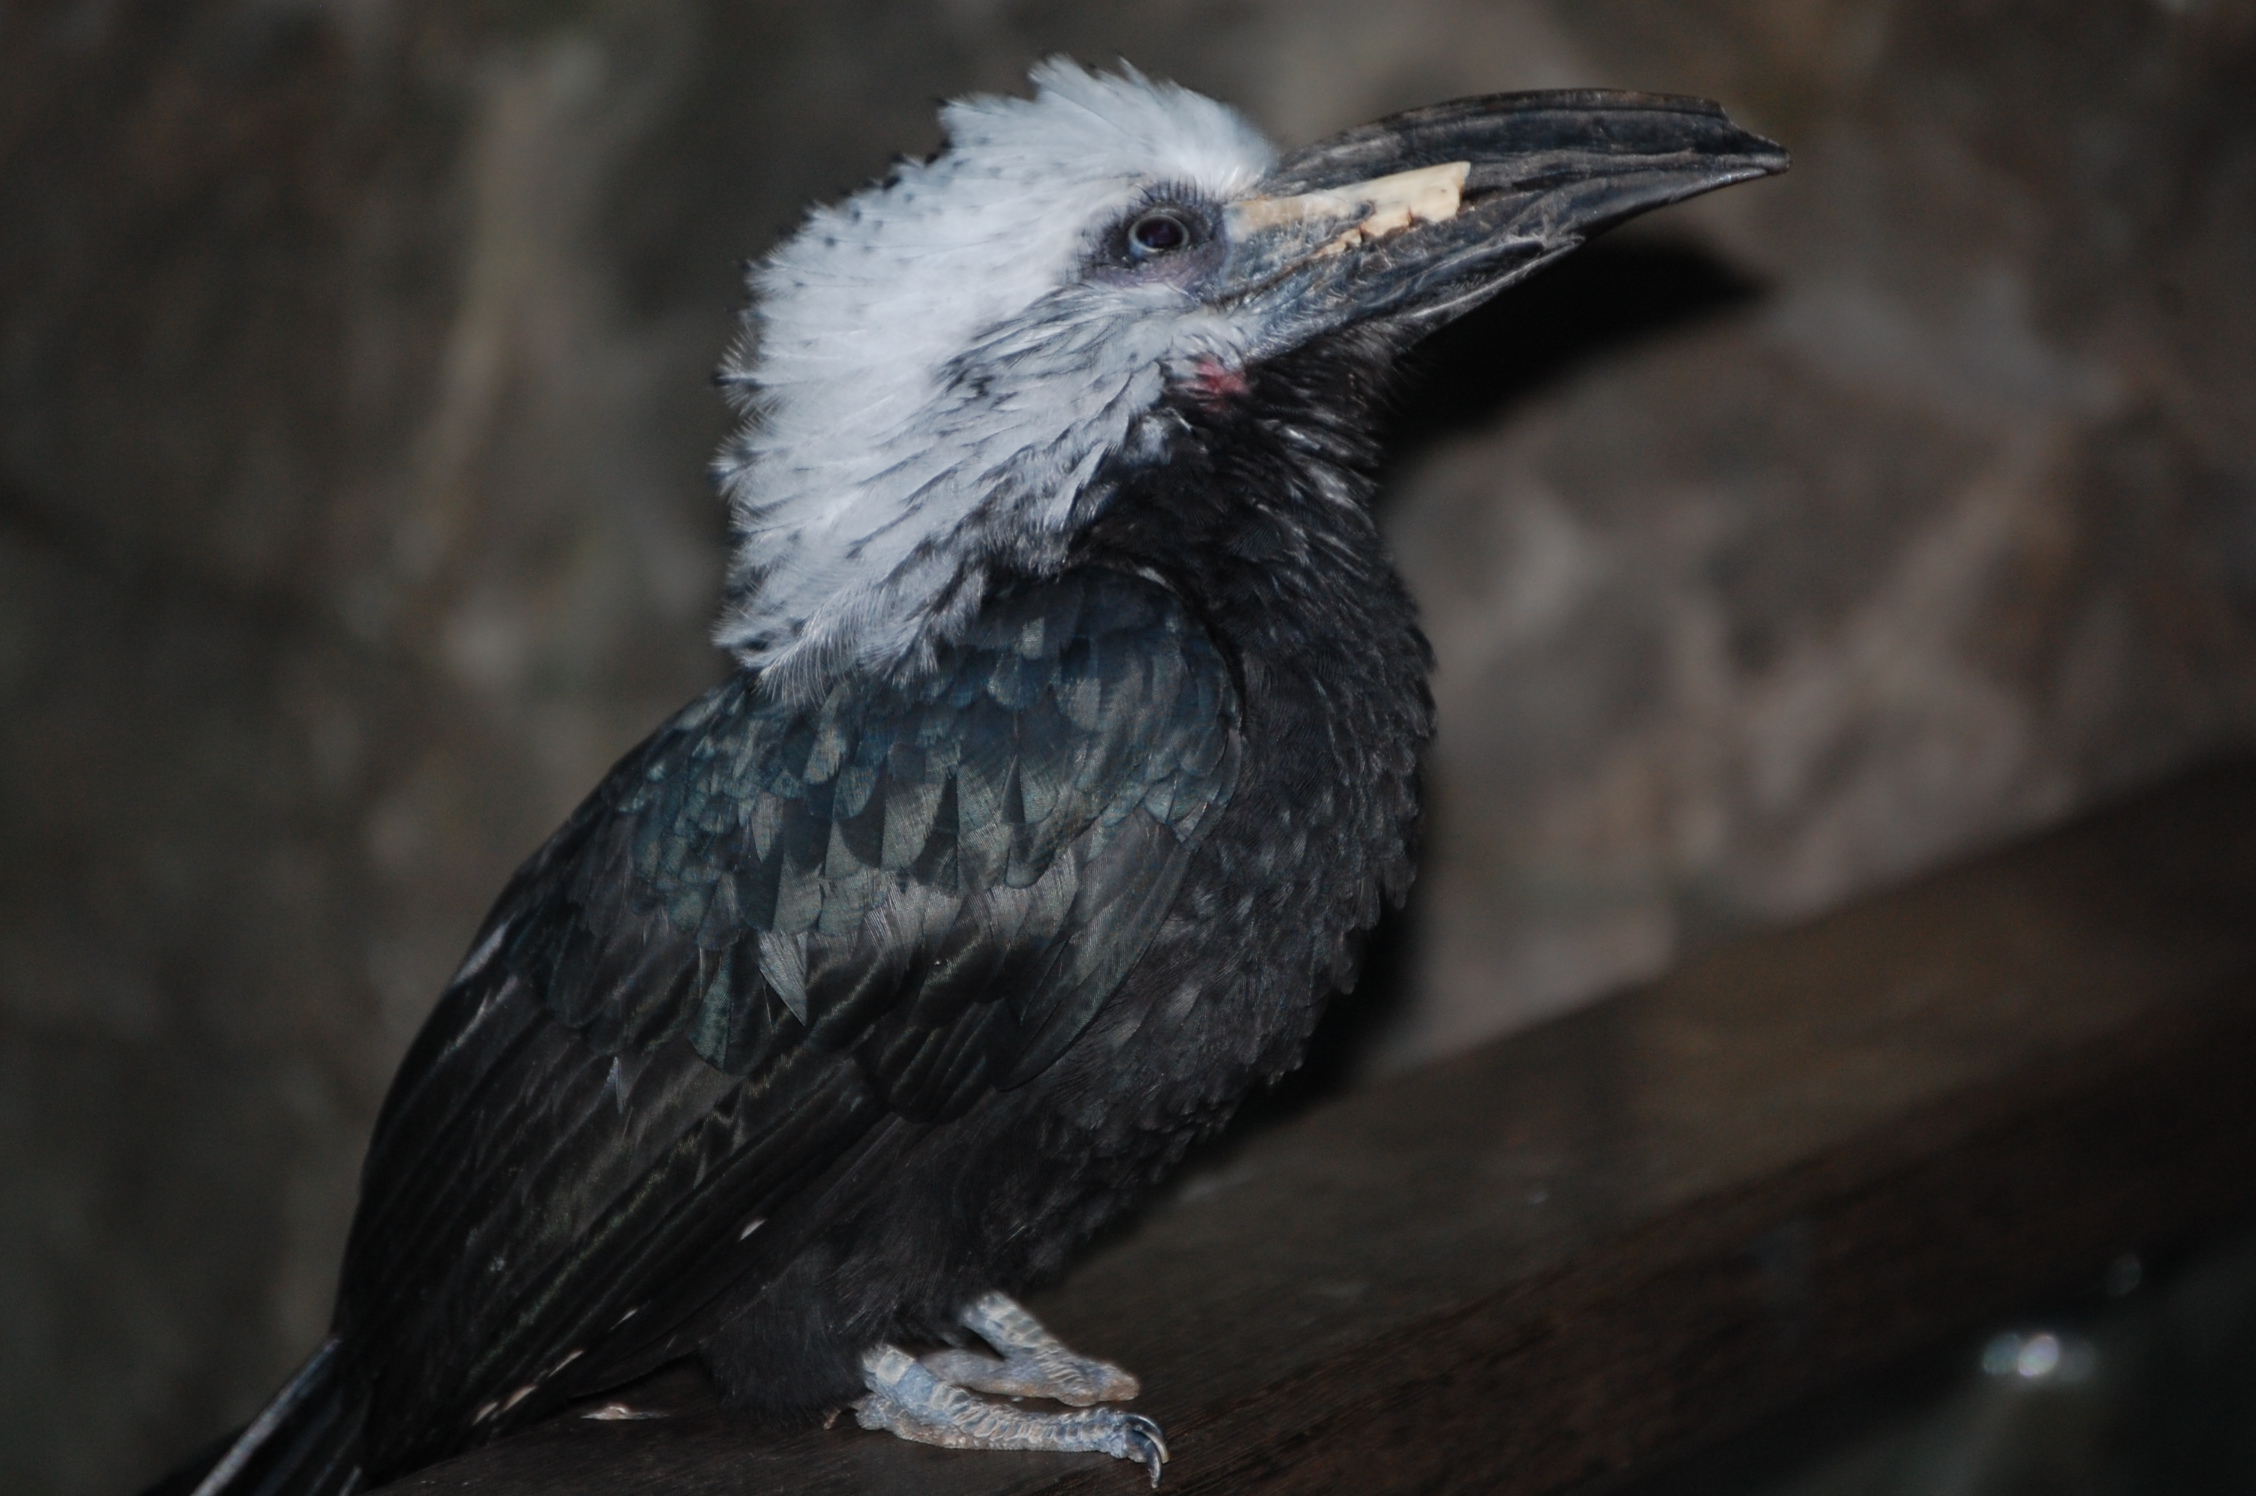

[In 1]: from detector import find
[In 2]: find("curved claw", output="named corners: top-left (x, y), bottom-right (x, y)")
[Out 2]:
top-left (1117, 1412), bottom-right (1169, 1486)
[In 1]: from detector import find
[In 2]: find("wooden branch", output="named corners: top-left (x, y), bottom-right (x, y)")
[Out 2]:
top-left (370, 759), bottom-right (2256, 1496)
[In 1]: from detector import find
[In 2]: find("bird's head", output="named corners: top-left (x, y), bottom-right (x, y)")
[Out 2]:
top-left (714, 59), bottom-right (1785, 696)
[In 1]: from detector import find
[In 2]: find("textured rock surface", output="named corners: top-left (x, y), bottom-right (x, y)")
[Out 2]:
top-left (1387, 0), bottom-right (2256, 1070)
top-left (0, 2), bottom-right (2250, 1493)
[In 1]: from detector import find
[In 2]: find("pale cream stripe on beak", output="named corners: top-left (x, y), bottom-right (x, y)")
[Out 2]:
top-left (1226, 161), bottom-right (1471, 255)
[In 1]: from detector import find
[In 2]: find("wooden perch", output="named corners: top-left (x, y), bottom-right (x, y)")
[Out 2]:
top-left (369, 759), bottom-right (2256, 1496)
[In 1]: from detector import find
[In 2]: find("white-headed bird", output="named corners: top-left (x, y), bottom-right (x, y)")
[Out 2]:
top-left (166, 60), bottom-right (1783, 1495)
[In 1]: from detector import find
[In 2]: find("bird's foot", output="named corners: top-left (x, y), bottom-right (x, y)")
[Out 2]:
top-left (920, 1291), bottom-right (1142, 1405)
top-left (856, 1346), bottom-right (1169, 1485)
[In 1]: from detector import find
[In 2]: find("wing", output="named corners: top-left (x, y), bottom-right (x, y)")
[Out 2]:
top-left (334, 568), bottom-right (1240, 1474)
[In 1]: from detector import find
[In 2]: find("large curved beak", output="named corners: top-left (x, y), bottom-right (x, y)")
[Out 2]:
top-left (1218, 91), bottom-right (1789, 349)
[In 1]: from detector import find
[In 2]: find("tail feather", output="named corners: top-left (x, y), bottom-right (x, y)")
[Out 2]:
top-left (146, 1339), bottom-right (367, 1496)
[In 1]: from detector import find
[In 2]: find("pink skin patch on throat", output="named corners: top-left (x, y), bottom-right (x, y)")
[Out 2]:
top-left (1186, 356), bottom-right (1250, 409)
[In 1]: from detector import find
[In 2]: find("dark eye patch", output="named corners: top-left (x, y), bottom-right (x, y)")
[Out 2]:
top-left (1128, 210), bottom-right (1192, 256)
top-left (1114, 202), bottom-right (1207, 266)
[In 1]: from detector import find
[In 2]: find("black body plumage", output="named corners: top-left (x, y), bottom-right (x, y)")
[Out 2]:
top-left (151, 68), bottom-right (1784, 1496)
top-left (320, 332), bottom-right (1415, 1495)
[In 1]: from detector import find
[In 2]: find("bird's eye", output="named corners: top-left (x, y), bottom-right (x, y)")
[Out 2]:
top-left (1125, 208), bottom-right (1194, 259)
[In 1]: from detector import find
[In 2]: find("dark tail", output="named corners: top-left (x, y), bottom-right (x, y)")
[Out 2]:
top-left (142, 1339), bottom-right (368, 1496)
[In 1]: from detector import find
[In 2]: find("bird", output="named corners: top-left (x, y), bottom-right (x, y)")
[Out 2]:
top-left (155, 59), bottom-right (1785, 1496)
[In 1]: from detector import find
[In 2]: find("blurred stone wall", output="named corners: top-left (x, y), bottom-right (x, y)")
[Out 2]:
top-left (1, 2), bottom-right (2251, 1493)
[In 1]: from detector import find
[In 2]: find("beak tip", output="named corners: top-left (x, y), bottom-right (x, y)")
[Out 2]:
top-left (1743, 146), bottom-right (1794, 181)
top-left (1728, 121), bottom-right (1793, 178)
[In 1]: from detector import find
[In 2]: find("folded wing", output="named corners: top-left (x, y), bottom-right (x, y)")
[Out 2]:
top-left (333, 568), bottom-right (1241, 1476)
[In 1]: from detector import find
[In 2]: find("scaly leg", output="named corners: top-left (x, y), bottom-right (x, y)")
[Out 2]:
top-left (920, 1291), bottom-right (1142, 1405)
top-left (855, 1344), bottom-right (1168, 1485)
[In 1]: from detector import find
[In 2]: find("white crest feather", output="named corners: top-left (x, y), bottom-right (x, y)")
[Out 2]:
top-left (711, 60), bottom-right (1277, 697)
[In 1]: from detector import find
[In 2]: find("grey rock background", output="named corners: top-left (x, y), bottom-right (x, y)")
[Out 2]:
top-left (1, 2), bottom-right (2250, 1492)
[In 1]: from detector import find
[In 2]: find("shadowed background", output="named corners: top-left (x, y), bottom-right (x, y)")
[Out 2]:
top-left (3, 2), bottom-right (2253, 1493)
